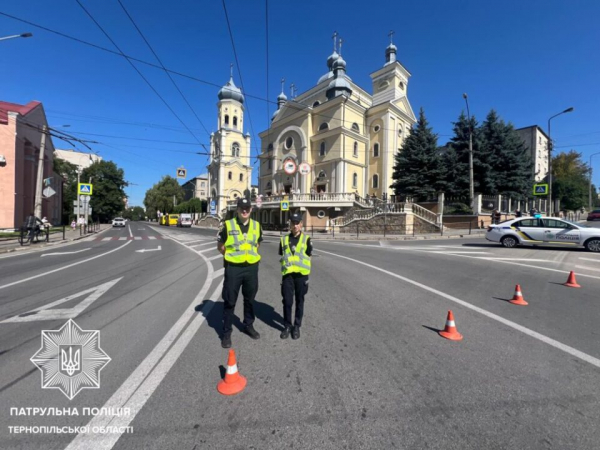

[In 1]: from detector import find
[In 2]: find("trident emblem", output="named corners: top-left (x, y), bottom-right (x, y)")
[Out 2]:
top-left (59, 345), bottom-right (82, 376)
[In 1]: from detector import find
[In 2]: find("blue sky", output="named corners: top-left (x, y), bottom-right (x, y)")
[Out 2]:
top-left (2, 0), bottom-right (599, 206)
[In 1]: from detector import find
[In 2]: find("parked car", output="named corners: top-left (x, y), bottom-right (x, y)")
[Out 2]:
top-left (587, 210), bottom-right (600, 221)
top-left (486, 216), bottom-right (600, 252)
top-left (112, 217), bottom-right (126, 227)
top-left (177, 214), bottom-right (193, 227)
top-left (167, 214), bottom-right (179, 226)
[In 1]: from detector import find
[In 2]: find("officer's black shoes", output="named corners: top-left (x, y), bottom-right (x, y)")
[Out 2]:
top-left (243, 325), bottom-right (260, 340)
top-left (221, 335), bottom-right (232, 349)
top-left (291, 326), bottom-right (300, 340)
top-left (280, 326), bottom-right (291, 339)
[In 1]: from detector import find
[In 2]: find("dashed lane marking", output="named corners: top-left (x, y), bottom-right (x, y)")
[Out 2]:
top-left (575, 265), bottom-right (600, 273)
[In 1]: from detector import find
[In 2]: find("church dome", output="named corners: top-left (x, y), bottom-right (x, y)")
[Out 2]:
top-left (317, 71), bottom-right (334, 84)
top-left (333, 56), bottom-right (346, 71)
top-left (218, 77), bottom-right (245, 104)
top-left (277, 91), bottom-right (287, 102)
top-left (327, 50), bottom-right (340, 69)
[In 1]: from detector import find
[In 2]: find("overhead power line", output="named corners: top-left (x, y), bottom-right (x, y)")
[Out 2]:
top-left (75, 0), bottom-right (204, 147)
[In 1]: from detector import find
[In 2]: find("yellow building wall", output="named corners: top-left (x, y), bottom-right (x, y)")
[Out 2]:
top-left (345, 162), bottom-right (364, 193)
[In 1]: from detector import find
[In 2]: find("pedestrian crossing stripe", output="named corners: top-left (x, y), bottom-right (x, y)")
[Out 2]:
top-left (95, 236), bottom-right (164, 241)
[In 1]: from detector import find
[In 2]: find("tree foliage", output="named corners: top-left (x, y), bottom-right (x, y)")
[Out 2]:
top-left (174, 198), bottom-right (206, 214)
top-left (391, 108), bottom-right (446, 201)
top-left (53, 157), bottom-right (79, 223)
top-left (81, 161), bottom-right (128, 223)
top-left (551, 150), bottom-right (596, 210)
top-left (143, 176), bottom-right (185, 218)
top-left (122, 206), bottom-right (146, 221)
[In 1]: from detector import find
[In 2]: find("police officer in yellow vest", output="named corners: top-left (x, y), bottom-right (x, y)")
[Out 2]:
top-left (279, 212), bottom-right (312, 340)
top-left (217, 197), bottom-right (263, 348)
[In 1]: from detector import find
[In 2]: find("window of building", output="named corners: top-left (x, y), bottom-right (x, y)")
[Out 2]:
top-left (320, 142), bottom-right (326, 156)
top-left (373, 174), bottom-right (379, 189)
top-left (373, 143), bottom-right (380, 157)
top-left (266, 181), bottom-right (272, 190)
top-left (233, 116), bottom-right (238, 128)
top-left (268, 158), bottom-right (272, 169)
top-left (351, 123), bottom-right (360, 132)
top-left (399, 81), bottom-right (405, 90)
top-left (317, 210), bottom-right (326, 219)
top-left (228, 171), bottom-right (232, 180)
top-left (353, 141), bottom-right (358, 157)
top-left (224, 115), bottom-right (229, 126)
top-left (313, 101), bottom-right (320, 107)
top-left (285, 136), bottom-right (294, 149)
top-left (200, 191), bottom-right (205, 195)
top-left (239, 173), bottom-right (243, 182)
top-left (352, 173), bottom-right (358, 188)
top-left (398, 127), bottom-right (403, 137)
top-left (268, 143), bottom-right (273, 151)
top-left (318, 170), bottom-right (327, 179)
top-left (373, 125), bottom-right (381, 133)
top-left (319, 122), bottom-right (329, 131)
top-left (231, 142), bottom-right (240, 157)
top-left (201, 182), bottom-right (205, 187)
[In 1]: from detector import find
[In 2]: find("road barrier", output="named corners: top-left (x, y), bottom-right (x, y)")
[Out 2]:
top-left (509, 285), bottom-right (528, 306)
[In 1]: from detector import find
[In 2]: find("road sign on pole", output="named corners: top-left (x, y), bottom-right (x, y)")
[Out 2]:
top-left (533, 183), bottom-right (549, 196)
top-left (177, 167), bottom-right (187, 179)
top-left (281, 200), bottom-right (289, 211)
top-left (78, 183), bottom-right (93, 195)
top-left (298, 162), bottom-right (311, 175)
top-left (43, 186), bottom-right (56, 198)
top-left (210, 200), bottom-right (216, 215)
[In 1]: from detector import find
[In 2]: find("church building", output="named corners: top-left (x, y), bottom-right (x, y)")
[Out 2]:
top-left (255, 33), bottom-right (417, 227)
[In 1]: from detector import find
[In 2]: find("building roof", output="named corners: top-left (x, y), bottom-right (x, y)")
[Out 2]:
top-left (0, 100), bottom-right (41, 124)
top-left (515, 125), bottom-right (549, 140)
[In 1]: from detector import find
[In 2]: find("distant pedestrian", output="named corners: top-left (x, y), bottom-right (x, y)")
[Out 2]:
top-left (493, 209), bottom-right (502, 224)
top-left (279, 212), bottom-right (312, 340)
top-left (515, 209), bottom-right (522, 218)
top-left (71, 220), bottom-right (77, 231)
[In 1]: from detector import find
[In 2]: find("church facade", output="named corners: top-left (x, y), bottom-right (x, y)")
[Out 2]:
top-left (207, 70), bottom-right (253, 215)
top-left (255, 35), bottom-right (417, 227)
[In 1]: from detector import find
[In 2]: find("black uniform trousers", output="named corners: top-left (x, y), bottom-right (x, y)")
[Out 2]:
top-left (282, 273), bottom-right (308, 328)
top-left (222, 263), bottom-right (259, 337)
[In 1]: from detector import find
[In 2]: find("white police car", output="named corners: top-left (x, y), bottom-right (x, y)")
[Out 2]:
top-left (486, 216), bottom-right (600, 252)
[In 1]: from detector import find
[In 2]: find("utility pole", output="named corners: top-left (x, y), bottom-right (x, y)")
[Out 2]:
top-left (548, 107), bottom-right (574, 216)
top-left (590, 152), bottom-right (600, 211)
top-left (76, 169), bottom-right (81, 220)
top-left (34, 125), bottom-right (47, 219)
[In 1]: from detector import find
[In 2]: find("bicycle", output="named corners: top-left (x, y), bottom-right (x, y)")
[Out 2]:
top-left (19, 226), bottom-right (42, 246)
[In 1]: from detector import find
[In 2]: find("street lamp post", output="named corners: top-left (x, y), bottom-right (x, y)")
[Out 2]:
top-left (547, 107), bottom-right (574, 216)
top-left (589, 151), bottom-right (600, 211)
top-left (463, 93), bottom-right (474, 212)
top-left (0, 33), bottom-right (33, 42)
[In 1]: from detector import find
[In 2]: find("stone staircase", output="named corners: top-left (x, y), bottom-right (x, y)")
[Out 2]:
top-left (330, 201), bottom-right (442, 230)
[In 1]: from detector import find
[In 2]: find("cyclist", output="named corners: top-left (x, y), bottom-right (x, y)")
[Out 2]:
top-left (24, 212), bottom-right (43, 242)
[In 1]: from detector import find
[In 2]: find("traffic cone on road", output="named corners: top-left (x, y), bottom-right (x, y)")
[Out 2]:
top-left (509, 284), bottom-right (528, 306)
top-left (439, 310), bottom-right (463, 341)
top-left (564, 271), bottom-right (581, 288)
top-left (217, 349), bottom-right (247, 396)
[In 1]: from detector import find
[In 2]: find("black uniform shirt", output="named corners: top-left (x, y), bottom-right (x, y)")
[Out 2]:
top-left (217, 217), bottom-right (263, 244)
top-left (278, 232), bottom-right (312, 256)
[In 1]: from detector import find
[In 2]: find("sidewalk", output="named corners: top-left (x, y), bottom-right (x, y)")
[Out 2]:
top-left (0, 225), bottom-right (112, 255)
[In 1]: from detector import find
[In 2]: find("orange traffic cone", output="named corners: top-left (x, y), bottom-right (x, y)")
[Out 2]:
top-left (509, 284), bottom-right (528, 306)
top-left (217, 349), bottom-right (247, 396)
top-left (439, 310), bottom-right (463, 341)
top-left (564, 271), bottom-right (581, 288)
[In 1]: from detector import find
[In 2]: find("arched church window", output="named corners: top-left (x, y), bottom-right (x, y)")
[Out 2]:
top-left (373, 174), bottom-right (379, 189)
top-left (353, 173), bottom-right (358, 188)
top-left (351, 123), bottom-right (360, 132)
top-left (268, 143), bottom-right (273, 151)
top-left (228, 171), bottom-right (232, 180)
top-left (224, 115), bottom-right (229, 126)
top-left (239, 173), bottom-right (243, 182)
top-left (320, 142), bottom-right (326, 156)
top-left (313, 101), bottom-right (320, 107)
top-left (285, 137), bottom-right (293, 149)
top-left (233, 116), bottom-right (238, 128)
top-left (231, 142), bottom-right (240, 157)
top-left (319, 122), bottom-right (329, 131)
top-left (373, 143), bottom-right (380, 157)
top-left (353, 141), bottom-right (358, 157)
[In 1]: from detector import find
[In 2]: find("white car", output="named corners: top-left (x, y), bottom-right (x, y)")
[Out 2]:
top-left (486, 216), bottom-right (600, 252)
top-left (112, 217), bottom-right (126, 227)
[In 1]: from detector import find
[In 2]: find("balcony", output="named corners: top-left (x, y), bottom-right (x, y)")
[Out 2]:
top-left (226, 192), bottom-right (361, 210)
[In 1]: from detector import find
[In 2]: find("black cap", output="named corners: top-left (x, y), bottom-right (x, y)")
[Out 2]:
top-left (290, 212), bottom-right (303, 223)
top-left (237, 197), bottom-right (251, 209)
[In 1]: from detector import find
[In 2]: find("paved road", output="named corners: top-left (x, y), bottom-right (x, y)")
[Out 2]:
top-left (1, 221), bottom-right (600, 449)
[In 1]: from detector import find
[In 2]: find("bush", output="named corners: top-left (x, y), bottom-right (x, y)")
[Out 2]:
top-left (443, 203), bottom-right (472, 215)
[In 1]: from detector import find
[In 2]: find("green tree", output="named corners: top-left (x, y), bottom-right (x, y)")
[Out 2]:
top-left (391, 108), bottom-right (446, 200)
top-left (551, 150), bottom-right (592, 210)
top-left (81, 161), bottom-right (128, 223)
top-left (480, 110), bottom-right (532, 198)
top-left (53, 157), bottom-right (79, 223)
top-left (123, 206), bottom-right (146, 221)
top-left (144, 176), bottom-right (185, 218)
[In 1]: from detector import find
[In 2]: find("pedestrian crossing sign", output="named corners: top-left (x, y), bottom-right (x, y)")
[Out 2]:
top-left (281, 201), bottom-right (289, 211)
top-left (533, 183), bottom-right (548, 196)
top-left (177, 168), bottom-right (187, 179)
top-left (78, 183), bottom-right (93, 195)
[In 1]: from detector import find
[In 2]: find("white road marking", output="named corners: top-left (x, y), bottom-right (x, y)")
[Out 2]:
top-left (40, 248), bottom-right (91, 257)
top-left (575, 265), bottom-right (600, 273)
top-left (148, 236), bottom-right (157, 240)
top-left (135, 246), bottom-right (162, 253)
top-left (67, 231), bottom-right (222, 450)
top-left (128, 225), bottom-right (133, 238)
top-left (430, 251), bottom-right (491, 255)
top-left (190, 241), bottom-right (215, 248)
top-left (579, 257), bottom-right (600, 263)
top-left (317, 248), bottom-right (600, 369)
top-left (207, 254), bottom-right (222, 261)
top-left (1, 278), bottom-right (122, 323)
top-left (0, 241), bottom-right (132, 291)
top-left (479, 258), bottom-right (559, 263)
top-left (118, 237), bottom-right (127, 241)
top-left (102, 237), bottom-right (112, 242)
top-left (133, 236), bottom-right (142, 241)
top-left (183, 239), bottom-right (209, 245)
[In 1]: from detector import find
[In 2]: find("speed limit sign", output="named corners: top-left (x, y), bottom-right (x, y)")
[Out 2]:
top-left (283, 158), bottom-right (297, 175)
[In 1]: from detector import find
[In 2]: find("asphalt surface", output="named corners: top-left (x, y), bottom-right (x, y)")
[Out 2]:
top-left (1, 221), bottom-right (600, 449)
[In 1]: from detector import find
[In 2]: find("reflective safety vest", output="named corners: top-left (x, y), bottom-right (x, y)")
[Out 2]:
top-left (280, 233), bottom-right (311, 276)
top-left (224, 219), bottom-right (261, 264)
